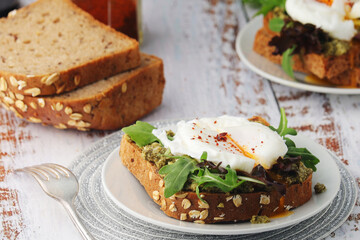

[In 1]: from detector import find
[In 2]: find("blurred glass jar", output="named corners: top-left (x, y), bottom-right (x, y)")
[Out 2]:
top-left (72, 0), bottom-right (142, 43)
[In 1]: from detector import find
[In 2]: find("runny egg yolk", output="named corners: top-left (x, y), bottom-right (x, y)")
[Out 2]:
top-left (225, 133), bottom-right (258, 163)
top-left (316, 0), bottom-right (333, 6)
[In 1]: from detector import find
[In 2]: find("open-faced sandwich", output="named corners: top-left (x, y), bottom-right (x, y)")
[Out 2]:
top-left (120, 109), bottom-right (320, 224)
top-left (251, 0), bottom-right (360, 87)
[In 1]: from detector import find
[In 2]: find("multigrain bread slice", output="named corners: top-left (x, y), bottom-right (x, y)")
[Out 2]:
top-left (120, 136), bottom-right (313, 224)
top-left (0, 0), bottom-right (140, 96)
top-left (254, 14), bottom-right (360, 87)
top-left (0, 54), bottom-right (164, 131)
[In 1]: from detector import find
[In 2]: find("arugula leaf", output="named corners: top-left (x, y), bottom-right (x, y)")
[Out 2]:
top-left (269, 18), bottom-right (284, 32)
top-left (286, 147), bottom-right (320, 171)
top-left (284, 137), bottom-right (296, 147)
top-left (159, 156), bottom-right (198, 198)
top-left (200, 151), bottom-right (207, 161)
top-left (241, 0), bottom-right (262, 8)
top-left (282, 45), bottom-right (296, 79)
top-left (122, 121), bottom-right (160, 147)
top-left (191, 167), bottom-right (245, 200)
top-left (270, 108), bottom-right (320, 171)
top-left (238, 176), bottom-right (266, 185)
top-left (270, 108), bottom-right (297, 137)
top-left (253, 0), bottom-right (286, 16)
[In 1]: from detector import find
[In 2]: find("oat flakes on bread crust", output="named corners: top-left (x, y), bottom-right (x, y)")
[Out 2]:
top-left (0, 54), bottom-right (164, 131)
top-left (119, 132), bottom-right (313, 224)
top-left (0, 0), bottom-right (140, 96)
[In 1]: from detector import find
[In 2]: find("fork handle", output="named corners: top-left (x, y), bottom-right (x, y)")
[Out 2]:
top-left (60, 200), bottom-right (95, 240)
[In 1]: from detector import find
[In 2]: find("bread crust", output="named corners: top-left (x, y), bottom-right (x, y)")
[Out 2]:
top-left (0, 0), bottom-right (140, 96)
top-left (0, 54), bottom-right (164, 131)
top-left (120, 135), bottom-right (313, 224)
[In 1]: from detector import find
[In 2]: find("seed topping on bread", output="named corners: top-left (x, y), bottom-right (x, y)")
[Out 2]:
top-left (0, 54), bottom-right (164, 131)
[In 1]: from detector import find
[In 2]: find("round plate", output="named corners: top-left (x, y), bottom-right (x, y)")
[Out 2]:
top-left (102, 134), bottom-right (340, 235)
top-left (69, 119), bottom-right (357, 240)
top-left (236, 16), bottom-right (360, 95)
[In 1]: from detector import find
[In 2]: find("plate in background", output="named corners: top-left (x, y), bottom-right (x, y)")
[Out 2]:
top-left (236, 16), bottom-right (360, 95)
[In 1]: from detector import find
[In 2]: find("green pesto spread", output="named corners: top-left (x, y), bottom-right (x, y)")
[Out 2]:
top-left (284, 161), bottom-right (313, 185)
top-left (314, 183), bottom-right (326, 194)
top-left (141, 142), bottom-right (174, 169)
top-left (166, 130), bottom-right (175, 138)
top-left (323, 39), bottom-right (350, 56)
top-left (268, 160), bottom-right (312, 185)
top-left (250, 215), bottom-right (271, 224)
top-left (272, 7), bottom-right (287, 20)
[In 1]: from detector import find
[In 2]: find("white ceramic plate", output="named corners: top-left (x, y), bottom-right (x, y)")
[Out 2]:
top-left (236, 16), bottom-right (360, 95)
top-left (101, 133), bottom-right (341, 235)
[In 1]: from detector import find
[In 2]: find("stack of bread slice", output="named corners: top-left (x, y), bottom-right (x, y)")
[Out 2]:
top-left (253, 13), bottom-right (360, 87)
top-left (0, 0), bottom-right (165, 130)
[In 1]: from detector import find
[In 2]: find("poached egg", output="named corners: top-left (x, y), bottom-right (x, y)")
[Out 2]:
top-left (152, 116), bottom-right (288, 173)
top-left (286, 0), bottom-right (360, 41)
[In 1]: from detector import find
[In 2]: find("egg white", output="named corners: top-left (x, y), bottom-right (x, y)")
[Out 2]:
top-left (286, 0), bottom-right (357, 41)
top-left (152, 116), bottom-right (288, 173)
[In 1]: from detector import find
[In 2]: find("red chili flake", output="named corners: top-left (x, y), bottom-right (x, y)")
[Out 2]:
top-left (216, 132), bottom-right (227, 141)
top-left (216, 143), bottom-right (219, 146)
top-left (200, 131), bottom-right (203, 133)
top-left (251, 148), bottom-right (255, 153)
top-left (191, 138), bottom-right (195, 140)
top-left (214, 121), bottom-right (217, 124)
top-left (261, 141), bottom-right (264, 144)
top-left (205, 141), bottom-right (209, 144)
top-left (192, 127), bottom-right (195, 130)
top-left (198, 136), bottom-right (202, 140)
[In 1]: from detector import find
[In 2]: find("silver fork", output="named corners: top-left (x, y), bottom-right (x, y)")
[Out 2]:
top-left (15, 163), bottom-right (94, 240)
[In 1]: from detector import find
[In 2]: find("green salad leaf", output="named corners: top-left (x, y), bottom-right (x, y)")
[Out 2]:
top-left (249, 0), bottom-right (286, 17)
top-left (286, 147), bottom-right (320, 171)
top-left (200, 151), bottom-right (208, 161)
top-left (281, 45), bottom-right (296, 79)
top-left (191, 167), bottom-right (246, 200)
top-left (269, 18), bottom-right (285, 32)
top-left (241, 0), bottom-right (262, 8)
top-left (122, 121), bottom-right (160, 147)
top-left (270, 108), bottom-right (320, 171)
top-left (270, 108), bottom-right (297, 137)
top-left (159, 156), bottom-right (198, 198)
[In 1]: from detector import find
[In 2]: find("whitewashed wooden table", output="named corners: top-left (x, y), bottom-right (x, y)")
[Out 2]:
top-left (1, 0), bottom-right (359, 239)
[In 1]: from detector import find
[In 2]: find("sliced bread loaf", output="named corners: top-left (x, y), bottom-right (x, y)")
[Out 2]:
top-left (0, 0), bottom-right (140, 96)
top-left (0, 54), bottom-right (164, 131)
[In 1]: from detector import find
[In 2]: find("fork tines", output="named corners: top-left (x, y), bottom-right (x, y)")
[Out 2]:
top-left (16, 163), bottom-right (72, 181)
